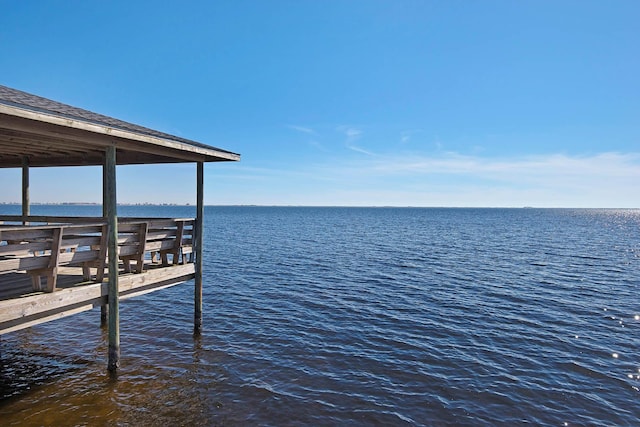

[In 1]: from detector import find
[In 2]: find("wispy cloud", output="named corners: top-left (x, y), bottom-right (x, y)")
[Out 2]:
top-left (344, 128), bottom-right (362, 140)
top-left (303, 151), bottom-right (640, 207)
top-left (400, 129), bottom-right (421, 144)
top-left (285, 125), bottom-right (326, 150)
top-left (207, 151), bottom-right (640, 207)
top-left (347, 145), bottom-right (375, 155)
top-left (337, 125), bottom-right (374, 156)
top-left (308, 140), bottom-right (327, 151)
top-left (366, 152), bottom-right (640, 180)
top-left (287, 125), bottom-right (316, 134)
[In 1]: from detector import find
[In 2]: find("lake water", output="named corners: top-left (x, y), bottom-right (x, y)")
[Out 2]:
top-left (1, 206), bottom-right (639, 426)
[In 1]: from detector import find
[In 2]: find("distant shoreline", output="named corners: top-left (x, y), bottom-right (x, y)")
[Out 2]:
top-left (0, 203), bottom-right (637, 209)
top-left (0, 202), bottom-right (190, 206)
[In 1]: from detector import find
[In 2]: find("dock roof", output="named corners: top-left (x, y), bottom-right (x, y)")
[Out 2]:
top-left (0, 85), bottom-right (240, 167)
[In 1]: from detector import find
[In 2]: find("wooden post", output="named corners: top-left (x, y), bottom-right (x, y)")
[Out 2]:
top-left (100, 163), bottom-right (108, 327)
top-left (21, 157), bottom-right (29, 224)
top-left (194, 161), bottom-right (204, 335)
top-left (105, 145), bottom-right (120, 372)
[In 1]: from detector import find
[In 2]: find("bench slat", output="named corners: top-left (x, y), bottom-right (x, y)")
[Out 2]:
top-left (1, 229), bottom-right (56, 241)
top-left (59, 250), bottom-right (100, 264)
top-left (0, 255), bottom-right (52, 272)
top-left (61, 236), bottom-right (103, 249)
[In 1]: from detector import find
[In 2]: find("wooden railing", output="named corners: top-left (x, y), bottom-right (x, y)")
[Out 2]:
top-left (0, 216), bottom-right (195, 293)
top-left (0, 215), bottom-right (105, 225)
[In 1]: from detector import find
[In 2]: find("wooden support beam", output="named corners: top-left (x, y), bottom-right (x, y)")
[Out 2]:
top-left (21, 157), bottom-right (29, 222)
top-left (101, 164), bottom-right (108, 327)
top-left (105, 145), bottom-right (120, 372)
top-left (194, 161), bottom-right (204, 335)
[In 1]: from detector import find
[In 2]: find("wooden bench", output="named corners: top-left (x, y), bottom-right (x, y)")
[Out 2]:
top-left (118, 219), bottom-right (194, 274)
top-left (0, 224), bottom-right (108, 292)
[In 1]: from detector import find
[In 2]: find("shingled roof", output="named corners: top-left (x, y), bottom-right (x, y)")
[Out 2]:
top-left (0, 85), bottom-right (240, 167)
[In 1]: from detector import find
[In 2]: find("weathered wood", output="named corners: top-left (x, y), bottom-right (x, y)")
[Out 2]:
top-left (145, 239), bottom-right (179, 253)
top-left (117, 219), bottom-right (193, 270)
top-left (0, 215), bottom-right (195, 224)
top-left (58, 250), bottom-right (102, 264)
top-left (0, 263), bottom-right (195, 335)
top-left (21, 157), bottom-right (29, 222)
top-left (117, 245), bottom-right (141, 257)
top-left (105, 145), bottom-right (120, 372)
top-left (0, 281), bottom-right (103, 325)
top-left (146, 229), bottom-right (178, 240)
top-left (0, 224), bottom-right (108, 291)
top-left (1, 227), bottom-right (62, 240)
top-left (60, 235), bottom-right (103, 249)
top-left (117, 234), bottom-right (144, 245)
top-left (60, 224), bottom-right (107, 234)
top-left (194, 161), bottom-right (204, 334)
top-left (94, 224), bottom-right (108, 282)
top-left (0, 109), bottom-right (240, 168)
top-left (1, 219), bottom-right (195, 293)
top-left (101, 173), bottom-right (108, 327)
top-left (120, 222), bottom-right (147, 273)
top-left (29, 227), bottom-right (62, 292)
top-left (118, 222), bottom-right (147, 233)
top-left (148, 218), bottom-right (189, 228)
top-left (0, 241), bottom-right (50, 255)
top-left (118, 263), bottom-right (195, 298)
top-left (2, 85), bottom-right (239, 372)
top-left (0, 215), bottom-right (105, 225)
top-left (0, 256), bottom-right (52, 272)
top-left (167, 220), bottom-right (185, 265)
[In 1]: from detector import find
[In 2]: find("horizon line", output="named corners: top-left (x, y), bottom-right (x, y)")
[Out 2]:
top-left (0, 202), bottom-right (637, 210)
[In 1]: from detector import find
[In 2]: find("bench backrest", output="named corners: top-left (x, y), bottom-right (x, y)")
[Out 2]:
top-left (0, 218), bottom-right (194, 275)
top-left (0, 224), bottom-right (107, 274)
top-left (117, 219), bottom-right (194, 255)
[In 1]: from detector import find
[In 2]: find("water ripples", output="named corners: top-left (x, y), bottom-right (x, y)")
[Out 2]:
top-left (1, 207), bottom-right (639, 425)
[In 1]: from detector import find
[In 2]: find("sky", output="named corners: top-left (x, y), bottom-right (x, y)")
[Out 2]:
top-left (0, 0), bottom-right (638, 207)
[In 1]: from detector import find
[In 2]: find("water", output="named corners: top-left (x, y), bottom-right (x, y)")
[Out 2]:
top-left (1, 206), bottom-right (639, 426)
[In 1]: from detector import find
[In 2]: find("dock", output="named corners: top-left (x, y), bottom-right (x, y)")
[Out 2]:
top-left (0, 216), bottom-right (196, 334)
top-left (0, 85), bottom-right (240, 371)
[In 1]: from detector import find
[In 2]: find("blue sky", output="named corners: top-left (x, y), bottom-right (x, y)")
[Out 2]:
top-left (1, 0), bottom-right (638, 207)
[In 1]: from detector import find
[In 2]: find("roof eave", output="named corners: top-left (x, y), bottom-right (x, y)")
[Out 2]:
top-left (0, 103), bottom-right (240, 163)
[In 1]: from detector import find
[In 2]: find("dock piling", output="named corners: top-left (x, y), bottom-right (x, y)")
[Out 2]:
top-left (21, 157), bottom-right (29, 224)
top-left (194, 161), bottom-right (204, 335)
top-left (106, 145), bottom-right (120, 372)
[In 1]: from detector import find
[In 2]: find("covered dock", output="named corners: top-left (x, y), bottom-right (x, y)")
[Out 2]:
top-left (0, 85), bottom-right (240, 371)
